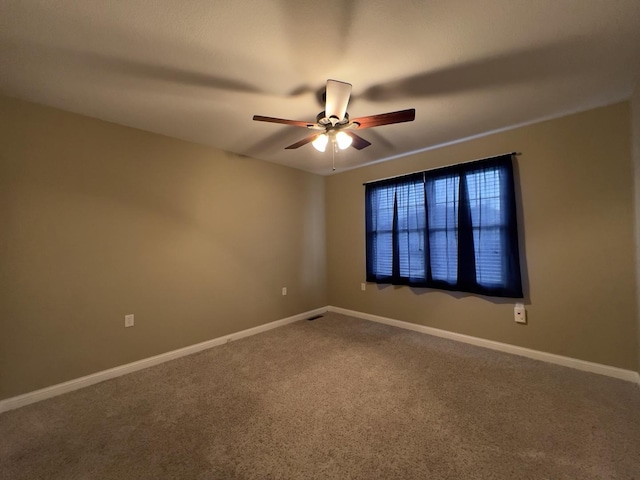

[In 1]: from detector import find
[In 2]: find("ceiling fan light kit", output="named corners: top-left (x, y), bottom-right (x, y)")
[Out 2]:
top-left (311, 131), bottom-right (353, 152)
top-left (253, 79), bottom-right (416, 160)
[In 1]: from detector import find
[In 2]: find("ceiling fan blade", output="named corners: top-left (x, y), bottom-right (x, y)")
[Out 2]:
top-left (346, 132), bottom-right (372, 150)
top-left (325, 79), bottom-right (352, 121)
top-left (352, 109), bottom-right (416, 130)
top-left (253, 115), bottom-right (314, 128)
top-left (285, 134), bottom-right (320, 149)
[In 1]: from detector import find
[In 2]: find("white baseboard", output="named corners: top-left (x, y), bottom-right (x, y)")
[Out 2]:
top-left (0, 307), bottom-right (327, 414)
top-left (2, 305), bottom-right (637, 414)
top-left (328, 306), bottom-right (640, 384)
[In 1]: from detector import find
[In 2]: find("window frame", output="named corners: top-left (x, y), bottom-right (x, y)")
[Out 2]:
top-left (365, 154), bottom-right (523, 298)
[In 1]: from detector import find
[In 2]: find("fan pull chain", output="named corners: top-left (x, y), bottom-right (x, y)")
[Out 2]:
top-left (332, 144), bottom-right (336, 171)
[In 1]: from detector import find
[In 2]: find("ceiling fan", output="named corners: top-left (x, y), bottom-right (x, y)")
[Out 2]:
top-left (252, 79), bottom-right (415, 152)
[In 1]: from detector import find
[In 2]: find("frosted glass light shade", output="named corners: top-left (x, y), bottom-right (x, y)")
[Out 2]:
top-left (312, 134), bottom-right (328, 152)
top-left (336, 131), bottom-right (353, 150)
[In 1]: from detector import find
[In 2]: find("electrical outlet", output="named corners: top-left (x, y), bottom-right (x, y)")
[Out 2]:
top-left (282, 287), bottom-right (287, 296)
top-left (514, 304), bottom-right (526, 324)
top-left (125, 314), bottom-right (134, 328)
top-left (361, 283), bottom-right (366, 291)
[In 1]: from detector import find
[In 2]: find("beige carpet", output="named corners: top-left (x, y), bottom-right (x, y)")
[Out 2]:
top-left (1, 312), bottom-right (639, 479)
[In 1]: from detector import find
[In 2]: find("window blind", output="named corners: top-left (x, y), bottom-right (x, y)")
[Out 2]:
top-left (365, 154), bottom-right (523, 298)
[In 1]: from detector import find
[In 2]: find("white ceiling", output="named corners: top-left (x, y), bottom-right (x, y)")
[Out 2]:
top-left (2, 1), bottom-right (640, 175)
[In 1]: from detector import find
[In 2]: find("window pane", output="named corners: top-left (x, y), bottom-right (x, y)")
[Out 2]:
top-left (372, 186), bottom-right (395, 232)
top-left (397, 230), bottom-right (426, 278)
top-left (472, 227), bottom-right (502, 286)
top-left (429, 230), bottom-right (458, 282)
top-left (397, 180), bottom-right (426, 279)
top-left (467, 169), bottom-right (502, 227)
top-left (466, 168), bottom-right (505, 287)
top-left (370, 185), bottom-right (394, 278)
top-left (427, 176), bottom-right (459, 283)
top-left (374, 232), bottom-right (393, 277)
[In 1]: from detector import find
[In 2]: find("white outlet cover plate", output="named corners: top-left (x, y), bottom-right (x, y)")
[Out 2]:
top-left (514, 305), bottom-right (526, 324)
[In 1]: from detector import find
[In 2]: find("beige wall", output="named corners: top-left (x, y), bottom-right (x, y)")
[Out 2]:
top-left (326, 102), bottom-right (638, 370)
top-left (2, 95), bottom-right (638, 402)
top-left (633, 86), bottom-right (640, 374)
top-left (0, 96), bottom-right (327, 399)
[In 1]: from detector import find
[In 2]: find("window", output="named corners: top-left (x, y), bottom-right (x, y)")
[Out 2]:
top-left (365, 154), bottom-right (523, 298)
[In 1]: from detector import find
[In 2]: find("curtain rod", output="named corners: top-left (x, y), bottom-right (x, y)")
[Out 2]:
top-left (362, 151), bottom-right (521, 186)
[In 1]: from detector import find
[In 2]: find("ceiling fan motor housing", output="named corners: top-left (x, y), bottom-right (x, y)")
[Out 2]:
top-left (316, 111), bottom-right (350, 128)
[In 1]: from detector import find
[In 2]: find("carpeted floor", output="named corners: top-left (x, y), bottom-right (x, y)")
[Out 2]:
top-left (1, 312), bottom-right (639, 479)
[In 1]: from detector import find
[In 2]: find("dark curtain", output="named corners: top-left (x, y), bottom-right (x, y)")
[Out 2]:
top-left (365, 154), bottom-right (523, 298)
top-left (439, 155), bottom-right (523, 298)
